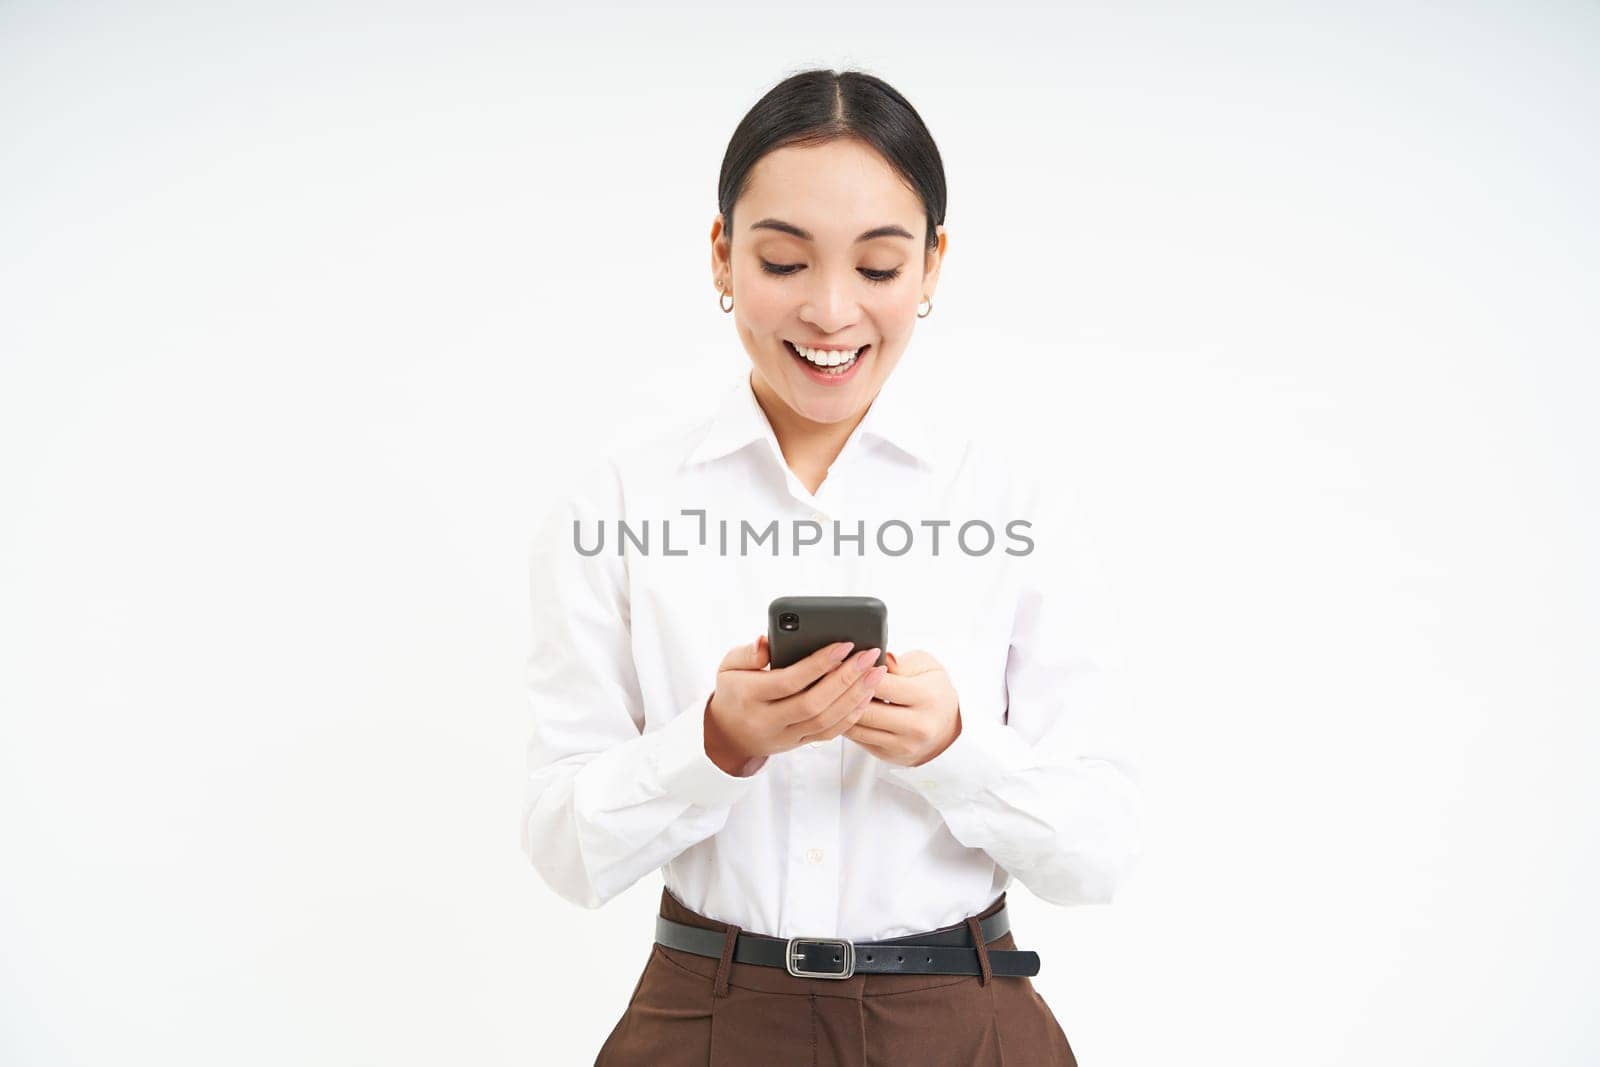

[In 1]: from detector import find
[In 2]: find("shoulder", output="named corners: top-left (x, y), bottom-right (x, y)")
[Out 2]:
top-left (943, 421), bottom-right (1105, 578)
top-left (530, 398), bottom-right (721, 535)
top-left (932, 417), bottom-right (1054, 516)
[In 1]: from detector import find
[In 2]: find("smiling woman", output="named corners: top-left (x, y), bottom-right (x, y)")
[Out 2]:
top-left (524, 66), bottom-right (1134, 1067)
top-left (707, 75), bottom-right (948, 492)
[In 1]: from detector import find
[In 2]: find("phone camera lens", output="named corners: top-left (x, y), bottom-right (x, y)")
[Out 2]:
top-left (778, 613), bottom-right (799, 631)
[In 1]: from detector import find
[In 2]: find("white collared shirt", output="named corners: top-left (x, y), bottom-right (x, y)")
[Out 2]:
top-left (521, 369), bottom-right (1141, 941)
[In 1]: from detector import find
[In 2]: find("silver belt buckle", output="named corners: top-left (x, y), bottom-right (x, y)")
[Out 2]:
top-left (785, 936), bottom-right (854, 979)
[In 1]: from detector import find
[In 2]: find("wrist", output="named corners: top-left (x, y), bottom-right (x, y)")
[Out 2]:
top-left (704, 700), bottom-right (757, 777)
top-left (914, 707), bottom-right (962, 768)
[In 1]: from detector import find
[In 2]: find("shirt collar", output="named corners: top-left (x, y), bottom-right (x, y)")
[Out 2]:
top-left (684, 370), bottom-right (938, 471)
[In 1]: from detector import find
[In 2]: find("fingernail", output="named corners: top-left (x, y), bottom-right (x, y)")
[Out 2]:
top-left (855, 648), bottom-right (880, 668)
top-left (831, 642), bottom-right (855, 661)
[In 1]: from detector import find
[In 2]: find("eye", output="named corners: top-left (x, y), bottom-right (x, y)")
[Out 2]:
top-left (759, 260), bottom-right (903, 286)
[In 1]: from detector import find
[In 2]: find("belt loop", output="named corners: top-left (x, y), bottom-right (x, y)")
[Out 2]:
top-left (712, 922), bottom-right (741, 998)
top-left (965, 916), bottom-right (992, 986)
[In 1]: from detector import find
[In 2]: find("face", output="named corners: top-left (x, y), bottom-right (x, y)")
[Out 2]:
top-left (710, 137), bottom-right (946, 427)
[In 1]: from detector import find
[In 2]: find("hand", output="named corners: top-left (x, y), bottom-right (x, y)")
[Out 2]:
top-left (844, 650), bottom-right (962, 768)
top-left (704, 635), bottom-right (888, 776)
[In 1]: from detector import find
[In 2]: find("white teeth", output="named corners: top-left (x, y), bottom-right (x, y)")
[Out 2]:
top-left (791, 342), bottom-right (863, 367)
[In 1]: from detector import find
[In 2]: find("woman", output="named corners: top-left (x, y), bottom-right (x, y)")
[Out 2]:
top-left (522, 68), bottom-right (1140, 1066)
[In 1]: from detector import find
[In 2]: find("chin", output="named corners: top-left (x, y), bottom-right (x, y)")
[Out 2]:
top-left (791, 391), bottom-right (864, 424)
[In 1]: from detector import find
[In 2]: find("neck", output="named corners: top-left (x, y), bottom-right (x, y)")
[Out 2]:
top-left (748, 369), bottom-right (868, 494)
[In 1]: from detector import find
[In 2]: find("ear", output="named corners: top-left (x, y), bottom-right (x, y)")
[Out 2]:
top-left (921, 224), bottom-right (947, 299)
top-left (710, 215), bottom-right (731, 282)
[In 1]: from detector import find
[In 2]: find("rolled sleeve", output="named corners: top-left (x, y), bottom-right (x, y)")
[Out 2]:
top-left (649, 685), bottom-right (766, 808)
top-left (878, 460), bottom-right (1142, 905)
top-left (521, 467), bottom-right (765, 909)
top-left (884, 714), bottom-right (1037, 805)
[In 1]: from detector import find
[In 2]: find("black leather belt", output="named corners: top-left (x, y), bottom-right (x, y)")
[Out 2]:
top-left (654, 905), bottom-right (1041, 980)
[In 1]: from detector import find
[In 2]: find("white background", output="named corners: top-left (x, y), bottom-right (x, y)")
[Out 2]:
top-left (2, 2), bottom-right (1596, 1064)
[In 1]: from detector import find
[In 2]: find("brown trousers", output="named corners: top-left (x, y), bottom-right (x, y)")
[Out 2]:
top-left (594, 888), bottom-right (1078, 1066)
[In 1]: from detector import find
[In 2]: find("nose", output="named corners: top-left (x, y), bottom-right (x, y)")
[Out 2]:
top-left (798, 265), bottom-right (859, 335)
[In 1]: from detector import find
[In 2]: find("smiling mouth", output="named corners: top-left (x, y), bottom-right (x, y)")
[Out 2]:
top-left (784, 339), bottom-right (870, 376)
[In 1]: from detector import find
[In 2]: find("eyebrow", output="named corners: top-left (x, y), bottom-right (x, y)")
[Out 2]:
top-left (749, 218), bottom-right (916, 244)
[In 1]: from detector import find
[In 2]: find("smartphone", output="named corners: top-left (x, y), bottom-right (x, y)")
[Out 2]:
top-left (767, 595), bottom-right (888, 672)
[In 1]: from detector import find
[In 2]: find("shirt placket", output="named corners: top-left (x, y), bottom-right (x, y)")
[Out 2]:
top-left (777, 474), bottom-right (856, 939)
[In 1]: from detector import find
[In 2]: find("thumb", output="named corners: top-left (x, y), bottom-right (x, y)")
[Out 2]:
top-left (721, 635), bottom-right (768, 671)
top-left (890, 650), bottom-right (939, 675)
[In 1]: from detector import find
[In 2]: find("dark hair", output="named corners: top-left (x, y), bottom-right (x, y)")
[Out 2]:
top-left (718, 69), bottom-right (947, 257)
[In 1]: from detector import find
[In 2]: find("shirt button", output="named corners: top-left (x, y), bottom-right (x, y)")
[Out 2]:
top-left (810, 510), bottom-right (827, 522)
top-left (805, 848), bottom-right (825, 865)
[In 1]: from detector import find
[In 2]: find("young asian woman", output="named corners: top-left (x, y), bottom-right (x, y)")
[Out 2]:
top-left (522, 67), bottom-right (1140, 1066)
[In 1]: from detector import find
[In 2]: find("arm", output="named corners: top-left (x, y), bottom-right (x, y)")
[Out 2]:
top-left (882, 472), bottom-right (1143, 905)
top-left (520, 466), bottom-right (762, 908)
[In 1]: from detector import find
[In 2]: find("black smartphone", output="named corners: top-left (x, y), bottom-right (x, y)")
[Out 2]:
top-left (767, 595), bottom-right (888, 671)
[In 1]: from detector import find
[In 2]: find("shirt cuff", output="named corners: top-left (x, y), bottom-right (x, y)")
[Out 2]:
top-left (883, 713), bottom-right (1037, 805)
top-left (648, 687), bottom-right (765, 808)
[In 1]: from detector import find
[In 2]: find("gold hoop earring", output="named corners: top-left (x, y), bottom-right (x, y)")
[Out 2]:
top-left (917, 296), bottom-right (932, 318)
top-left (719, 288), bottom-right (734, 313)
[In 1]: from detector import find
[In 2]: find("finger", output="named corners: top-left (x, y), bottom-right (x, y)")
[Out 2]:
top-left (844, 722), bottom-right (900, 748)
top-left (756, 634), bottom-right (770, 668)
top-left (760, 639), bottom-right (855, 699)
top-left (853, 697), bottom-right (918, 734)
top-left (867, 670), bottom-right (927, 706)
top-left (831, 656), bottom-right (887, 728)
top-left (888, 650), bottom-right (940, 676)
top-left (800, 690), bottom-right (875, 744)
top-left (777, 646), bottom-right (880, 726)
top-left (719, 637), bottom-right (767, 671)
top-left (793, 646), bottom-right (883, 723)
